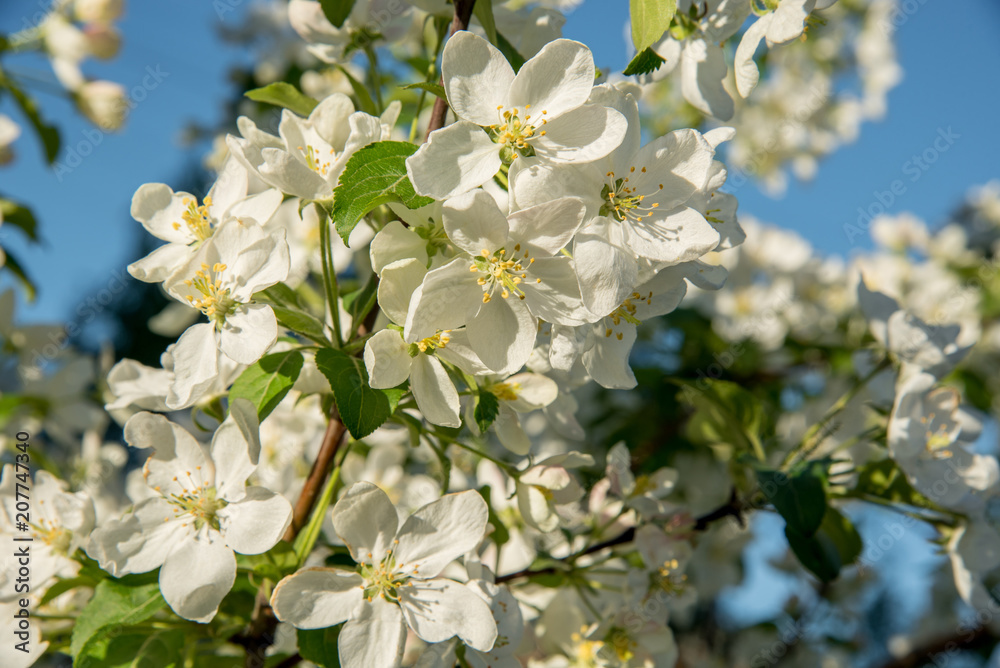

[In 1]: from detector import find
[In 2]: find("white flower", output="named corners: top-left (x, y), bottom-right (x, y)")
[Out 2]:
top-left (128, 158), bottom-right (283, 283)
top-left (512, 84), bottom-right (720, 316)
top-left (270, 482), bottom-right (497, 668)
top-left (735, 0), bottom-right (838, 98)
top-left (163, 221), bottom-right (290, 409)
top-left (406, 32), bottom-right (627, 199)
top-left (516, 452), bottom-right (593, 532)
top-left (470, 371), bottom-right (558, 455)
top-left (75, 80), bottom-right (127, 130)
top-left (227, 92), bottom-right (399, 200)
top-left (405, 190), bottom-right (591, 373)
top-left (87, 402), bottom-right (293, 622)
top-left (288, 0), bottom-right (413, 64)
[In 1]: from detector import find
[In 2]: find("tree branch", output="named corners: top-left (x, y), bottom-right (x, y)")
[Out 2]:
top-left (878, 627), bottom-right (995, 668)
top-left (424, 0), bottom-right (477, 139)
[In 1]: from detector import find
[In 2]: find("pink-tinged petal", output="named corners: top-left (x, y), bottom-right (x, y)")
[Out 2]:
top-left (271, 567), bottom-right (365, 629)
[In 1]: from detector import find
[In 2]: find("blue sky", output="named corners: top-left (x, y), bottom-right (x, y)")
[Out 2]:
top-left (2, 0), bottom-right (999, 323)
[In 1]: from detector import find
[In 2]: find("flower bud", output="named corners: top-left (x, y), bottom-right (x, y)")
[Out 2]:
top-left (84, 23), bottom-right (121, 60)
top-left (77, 80), bottom-right (128, 131)
top-left (74, 0), bottom-right (125, 24)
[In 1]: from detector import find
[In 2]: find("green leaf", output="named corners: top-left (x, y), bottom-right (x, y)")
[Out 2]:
top-left (76, 634), bottom-right (148, 668)
top-left (39, 575), bottom-right (97, 606)
top-left (271, 305), bottom-right (332, 345)
top-left (3, 248), bottom-right (37, 301)
top-left (676, 379), bottom-right (767, 454)
top-left (853, 458), bottom-right (940, 510)
top-left (622, 47), bottom-right (667, 76)
top-left (298, 626), bottom-right (342, 667)
top-left (71, 574), bottom-right (166, 661)
top-left (478, 485), bottom-right (510, 549)
top-left (131, 629), bottom-right (186, 668)
top-left (319, 0), bottom-right (356, 28)
top-left (229, 350), bottom-right (304, 421)
top-left (785, 507), bottom-right (862, 582)
top-left (630, 0), bottom-right (677, 53)
top-left (757, 461), bottom-right (827, 537)
top-left (343, 275), bottom-right (379, 329)
top-left (336, 65), bottom-right (378, 115)
top-left (475, 391), bottom-right (500, 433)
top-left (0, 76), bottom-right (60, 163)
top-left (330, 141), bottom-right (434, 245)
top-left (245, 82), bottom-right (318, 117)
top-left (0, 198), bottom-right (39, 241)
top-left (314, 347), bottom-right (399, 438)
top-left (496, 31), bottom-right (526, 72)
top-left (258, 283), bottom-right (308, 311)
top-left (400, 82), bottom-right (447, 100)
top-left (473, 0), bottom-right (498, 45)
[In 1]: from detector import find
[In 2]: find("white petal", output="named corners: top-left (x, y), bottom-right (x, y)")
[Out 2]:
top-left (85, 497), bottom-right (187, 575)
top-left (378, 258), bottom-right (429, 325)
top-left (404, 256), bottom-right (481, 341)
top-left (442, 190), bottom-right (510, 256)
top-left (505, 372), bottom-right (558, 411)
top-left (508, 39), bottom-right (594, 118)
top-left (494, 406), bottom-right (531, 455)
top-left (410, 355), bottom-right (462, 428)
top-left (574, 233), bottom-right (638, 317)
top-left (507, 196), bottom-right (584, 256)
top-left (681, 39), bottom-right (734, 121)
top-left (271, 567), bottom-right (365, 629)
top-left (210, 398), bottom-right (261, 501)
top-left (393, 490), bottom-right (489, 579)
top-left (338, 599), bottom-right (406, 668)
top-left (166, 323), bottom-right (221, 410)
top-left (370, 220), bottom-right (428, 276)
top-left (467, 298), bottom-right (536, 373)
top-left (734, 16), bottom-right (769, 98)
top-left (442, 31), bottom-right (515, 126)
top-left (625, 207), bottom-right (719, 264)
top-left (128, 243), bottom-right (195, 284)
top-left (399, 579), bottom-right (498, 651)
top-left (531, 104), bottom-right (627, 164)
top-left (583, 324), bottom-right (638, 389)
top-left (130, 183), bottom-right (191, 243)
top-left (364, 329), bottom-right (412, 389)
top-left (219, 486), bottom-right (292, 554)
top-left (333, 481), bottom-right (399, 566)
top-left (407, 122), bottom-right (501, 200)
top-left (522, 256), bottom-right (593, 326)
top-left (220, 303), bottom-right (277, 365)
top-left (159, 536), bottom-right (236, 623)
top-left (768, 0), bottom-right (811, 45)
top-left (516, 481), bottom-right (557, 532)
top-left (124, 411), bottom-right (212, 491)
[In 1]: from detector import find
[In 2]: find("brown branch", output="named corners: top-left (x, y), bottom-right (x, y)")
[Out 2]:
top-left (424, 0), bottom-right (477, 139)
top-left (495, 491), bottom-right (745, 584)
top-left (233, 405), bottom-right (348, 667)
top-left (878, 627), bottom-right (995, 668)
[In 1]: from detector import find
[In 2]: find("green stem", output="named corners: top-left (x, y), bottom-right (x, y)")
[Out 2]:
top-left (317, 207), bottom-right (344, 347)
top-left (782, 357), bottom-right (892, 469)
top-left (363, 45), bottom-right (384, 114)
top-left (430, 429), bottom-right (519, 478)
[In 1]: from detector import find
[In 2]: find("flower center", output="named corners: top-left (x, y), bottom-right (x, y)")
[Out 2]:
top-left (488, 105), bottom-right (547, 162)
top-left (604, 291), bottom-right (652, 340)
top-left (649, 557), bottom-right (688, 597)
top-left (599, 169), bottom-right (663, 223)
top-left (408, 330), bottom-right (451, 357)
top-left (360, 549), bottom-right (411, 602)
top-left (298, 144), bottom-right (334, 177)
top-left (173, 196), bottom-right (215, 242)
top-left (30, 515), bottom-right (71, 554)
top-left (183, 263), bottom-right (238, 325)
top-left (470, 245), bottom-right (538, 303)
top-left (569, 627), bottom-right (605, 668)
top-left (154, 467), bottom-right (226, 531)
top-left (488, 381), bottom-right (521, 402)
top-left (920, 412), bottom-right (953, 459)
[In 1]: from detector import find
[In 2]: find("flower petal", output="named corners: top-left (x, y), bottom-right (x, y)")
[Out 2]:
top-left (399, 579), bottom-right (498, 651)
top-left (338, 598), bottom-right (406, 668)
top-left (159, 535), bottom-right (236, 623)
top-left (531, 104), bottom-right (627, 163)
top-left (124, 411), bottom-right (212, 491)
top-left (405, 256), bottom-right (482, 342)
top-left (467, 298), bottom-right (536, 373)
top-left (443, 190), bottom-right (510, 256)
top-left (219, 486), bottom-right (292, 554)
top-left (507, 196), bottom-right (584, 256)
top-left (681, 39), bottom-right (733, 121)
top-left (85, 497), bottom-right (187, 575)
top-left (442, 31), bottom-right (515, 126)
top-left (271, 567), bottom-right (365, 629)
top-left (410, 355), bottom-right (462, 428)
top-left (393, 490), bottom-right (489, 579)
top-left (210, 397), bottom-right (261, 502)
top-left (508, 39), bottom-right (594, 118)
top-left (407, 122), bottom-right (501, 200)
top-left (333, 481), bottom-right (399, 566)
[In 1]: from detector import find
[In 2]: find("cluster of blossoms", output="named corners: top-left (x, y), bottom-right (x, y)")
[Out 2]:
top-left (5, 1), bottom-right (1000, 668)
